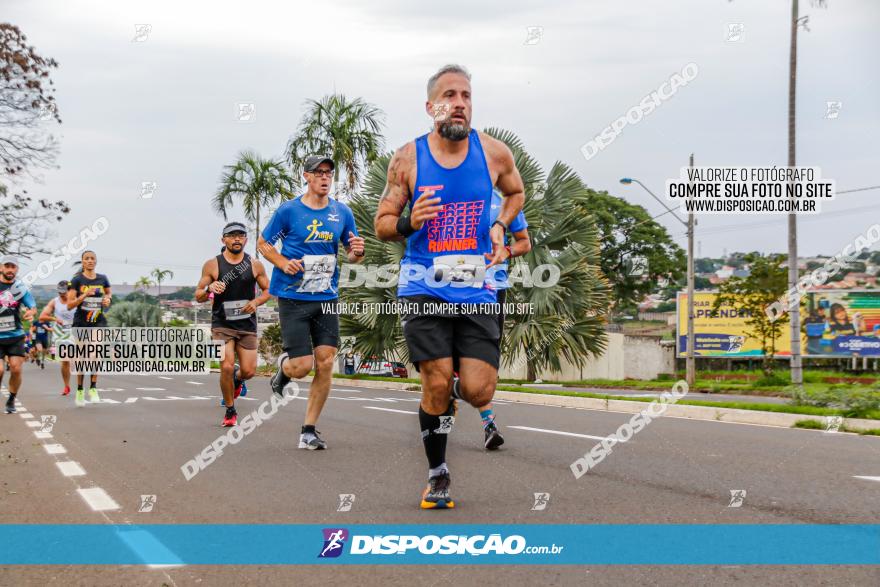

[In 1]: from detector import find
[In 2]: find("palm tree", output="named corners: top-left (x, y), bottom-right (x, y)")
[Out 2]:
top-left (213, 151), bottom-right (295, 259)
top-left (286, 94), bottom-right (384, 199)
top-left (134, 276), bottom-right (154, 296)
top-left (107, 301), bottom-right (161, 327)
top-left (150, 268), bottom-right (173, 299)
top-left (342, 129), bottom-right (610, 380)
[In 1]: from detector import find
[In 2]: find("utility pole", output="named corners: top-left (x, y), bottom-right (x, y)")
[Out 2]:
top-left (788, 0), bottom-right (803, 385)
top-left (687, 154), bottom-right (696, 388)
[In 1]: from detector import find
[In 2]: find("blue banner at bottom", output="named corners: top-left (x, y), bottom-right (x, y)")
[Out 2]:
top-left (1, 525), bottom-right (878, 565)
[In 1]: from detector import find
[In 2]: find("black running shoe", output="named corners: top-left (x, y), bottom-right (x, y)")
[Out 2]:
top-left (298, 429), bottom-right (327, 450)
top-left (270, 353), bottom-right (290, 399)
top-left (5, 394), bottom-right (16, 414)
top-left (421, 471), bottom-right (455, 509)
top-left (484, 420), bottom-right (505, 450)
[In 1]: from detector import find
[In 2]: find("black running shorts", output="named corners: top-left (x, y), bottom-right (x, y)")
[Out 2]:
top-left (400, 295), bottom-right (501, 370)
top-left (0, 336), bottom-right (27, 359)
top-left (278, 298), bottom-right (339, 358)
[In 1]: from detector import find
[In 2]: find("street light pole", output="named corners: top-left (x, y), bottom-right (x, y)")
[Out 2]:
top-left (686, 154), bottom-right (696, 388)
top-left (620, 162), bottom-right (696, 387)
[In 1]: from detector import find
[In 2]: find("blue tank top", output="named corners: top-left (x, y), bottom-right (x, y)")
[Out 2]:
top-left (398, 130), bottom-right (496, 304)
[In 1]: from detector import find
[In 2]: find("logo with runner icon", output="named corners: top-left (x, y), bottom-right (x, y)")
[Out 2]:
top-left (318, 528), bottom-right (349, 558)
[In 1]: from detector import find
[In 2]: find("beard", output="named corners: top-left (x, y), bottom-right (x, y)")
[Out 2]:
top-left (438, 120), bottom-right (469, 141)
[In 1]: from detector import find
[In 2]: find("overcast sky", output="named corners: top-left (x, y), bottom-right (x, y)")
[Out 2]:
top-left (6, 0), bottom-right (879, 286)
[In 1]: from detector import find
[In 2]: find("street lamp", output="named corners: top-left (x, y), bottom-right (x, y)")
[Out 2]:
top-left (620, 159), bottom-right (696, 387)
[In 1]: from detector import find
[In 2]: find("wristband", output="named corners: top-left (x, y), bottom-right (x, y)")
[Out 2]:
top-left (492, 219), bottom-right (508, 231)
top-left (396, 215), bottom-right (416, 238)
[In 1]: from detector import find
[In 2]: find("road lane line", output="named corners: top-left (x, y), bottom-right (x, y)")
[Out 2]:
top-left (158, 376), bottom-right (173, 380)
top-left (56, 461), bottom-right (86, 477)
top-left (136, 387), bottom-right (166, 391)
top-left (508, 425), bottom-right (622, 442)
top-left (19, 413), bottom-right (34, 419)
top-left (364, 406), bottom-right (418, 415)
top-left (34, 431), bottom-right (53, 439)
top-left (853, 476), bottom-right (880, 483)
top-left (77, 487), bottom-right (120, 511)
top-left (43, 443), bottom-right (67, 455)
top-left (25, 420), bottom-right (41, 428)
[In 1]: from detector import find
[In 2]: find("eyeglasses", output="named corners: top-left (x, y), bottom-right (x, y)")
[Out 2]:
top-left (309, 169), bottom-right (333, 178)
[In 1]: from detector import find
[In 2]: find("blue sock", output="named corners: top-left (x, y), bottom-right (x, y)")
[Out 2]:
top-left (480, 409), bottom-right (494, 428)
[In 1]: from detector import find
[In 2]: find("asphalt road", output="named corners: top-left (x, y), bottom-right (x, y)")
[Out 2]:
top-left (1, 362), bottom-right (879, 586)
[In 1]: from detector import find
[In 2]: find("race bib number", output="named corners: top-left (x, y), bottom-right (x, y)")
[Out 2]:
top-left (83, 296), bottom-right (103, 313)
top-left (53, 323), bottom-right (72, 341)
top-left (297, 255), bottom-right (337, 293)
top-left (222, 299), bottom-right (251, 321)
top-left (0, 315), bottom-right (15, 333)
top-left (432, 254), bottom-right (486, 288)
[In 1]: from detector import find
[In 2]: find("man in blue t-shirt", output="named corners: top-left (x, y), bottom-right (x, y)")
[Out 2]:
top-left (0, 257), bottom-right (37, 414)
top-left (258, 155), bottom-right (365, 450)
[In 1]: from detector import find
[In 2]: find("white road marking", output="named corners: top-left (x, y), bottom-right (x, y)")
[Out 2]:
top-left (853, 476), bottom-right (880, 483)
top-left (19, 412), bottom-right (34, 419)
top-left (25, 420), bottom-right (41, 428)
top-left (77, 487), bottom-right (120, 511)
top-left (185, 381), bottom-right (204, 385)
top-left (34, 431), bottom-right (53, 439)
top-left (508, 425), bottom-right (624, 442)
top-left (57, 461), bottom-right (86, 477)
top-left (136, 387), bottom-right (166, 391)
top-left (43, 443), bottom-right (67, 455)
top-left (125, 397), bottom-right (139, 403)
top-left (364, 406), bottom-right (418, 415)
top-left (158, 376), bottom-right (173, 380)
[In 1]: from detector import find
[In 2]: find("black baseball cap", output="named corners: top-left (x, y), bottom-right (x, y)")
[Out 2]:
top-left (57, 280), bottom-right (70, 293)
top-left (222, 222), bottom-right (247, 236)
top-left (304, 156), bottom-right (334, 172)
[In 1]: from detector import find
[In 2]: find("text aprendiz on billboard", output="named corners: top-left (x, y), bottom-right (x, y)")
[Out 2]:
top-left (676, 290), bottom-right (880, 358)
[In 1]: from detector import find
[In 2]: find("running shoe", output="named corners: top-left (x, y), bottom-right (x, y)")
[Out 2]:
top-left (75, 389), bottom-right (85, 407)
top-left (484, 420), bottom-right (505, 450)
top-left (88, 387), bottom-right (100, 403)
top-left (270, 353), bottom-right (290, 399)
top-left (40, 361), bottom-right (45, 370)
top-left (239, 380), bottom-right (248, 397)
top-left (222, 407), bottom-right (237, 427)
top-left (298, 429), bottom-right (327, 450)
top-left (5, 394), bottom-right (16, 414)
top-left (61, 386), bottom-right (70, 396)
top-left (421, 472), bottom-right (455, 509)
top-left (233, 363), bottom-right (242, 399)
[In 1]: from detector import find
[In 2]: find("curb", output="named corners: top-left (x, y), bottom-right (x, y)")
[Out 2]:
top-left (321, 376), bottom-right (880, 433)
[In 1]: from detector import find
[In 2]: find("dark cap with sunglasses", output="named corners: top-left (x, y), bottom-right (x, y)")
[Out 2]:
top-left (222, 222), bottom-right (248, 236)
top-left (304, 155), bottom-right (334, 172)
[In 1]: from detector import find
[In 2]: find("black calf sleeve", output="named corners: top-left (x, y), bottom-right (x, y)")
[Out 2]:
top-left (418, 401), bottom-right (455, 469)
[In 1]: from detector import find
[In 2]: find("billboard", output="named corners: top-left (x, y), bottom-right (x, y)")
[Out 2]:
top-left (677, 290), bottom-right (880, 358)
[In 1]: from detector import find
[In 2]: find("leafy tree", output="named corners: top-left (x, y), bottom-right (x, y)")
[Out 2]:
top-left (164, 286), bottom-right (196, 301)
top-left (586, 191), bottom-right (685, 311)
top-left (0, 25), bottom-right (69, 256)
top-left (695, 258), bottom-right (719, 274)
top-left (213, 151), bottom-right (295, 259)
top-left (343, 129), bottom-right (610, 381)
top-left (711, 253), bottom-right (790, 376)
top-left (285, 94), bottom-right (384, 198)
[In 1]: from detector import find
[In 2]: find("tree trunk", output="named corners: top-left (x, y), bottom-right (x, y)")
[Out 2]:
top-left (788, 0), bottom-right (803, 385)
top-left (526, 359), bottom-right (537, 382)
top-left (255, 200), bottom-right (261, 260)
